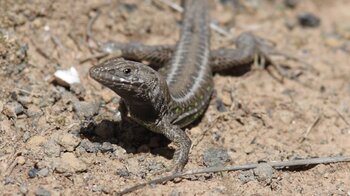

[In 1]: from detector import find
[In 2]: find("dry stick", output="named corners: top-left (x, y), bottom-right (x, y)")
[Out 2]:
top-left (299, 115), bottom-right (321, 143)
top-left (87, 9), bottom-right (101, 51)
top-left (157, 0), bottom-right (232, 37)
top-left (117, 156), bottom-right (350, 195)
top-left (335, 108), bottom-right (350, 127)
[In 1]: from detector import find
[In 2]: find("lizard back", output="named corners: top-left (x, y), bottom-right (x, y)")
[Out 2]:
top-left (161, 0), bottom-right (213, 127)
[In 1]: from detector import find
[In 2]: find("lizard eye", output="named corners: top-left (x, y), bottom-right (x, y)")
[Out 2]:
top-left (122, 68), bottom-right (131, 75)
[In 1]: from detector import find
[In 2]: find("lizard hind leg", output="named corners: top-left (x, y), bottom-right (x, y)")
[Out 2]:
top-left (245, 33), bottom-right (294, 81)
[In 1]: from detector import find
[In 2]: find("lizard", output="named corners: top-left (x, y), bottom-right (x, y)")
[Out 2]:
top-left (89, 0), bottom-right (282, 172)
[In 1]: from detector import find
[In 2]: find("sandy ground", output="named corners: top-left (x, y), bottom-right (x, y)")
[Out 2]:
top-left (1, 0), bottom-right (350, 195)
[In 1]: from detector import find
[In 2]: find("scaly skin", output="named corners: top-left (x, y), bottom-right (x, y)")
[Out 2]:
top-left (90, 0), bottom-right (210, 172)
top-left (90, 0), bottom-right (285, 172)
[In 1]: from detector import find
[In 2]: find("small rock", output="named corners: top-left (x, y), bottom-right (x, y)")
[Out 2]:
top-left (278, 110), bottom-right (295, 124)
top-left (284, 0), bottom-right (298, 8)
top-left (2, 101), bottom-right (24, 118)
top-left (239, 170), bottom-right (255, 183)
top-left (27, 136), bottom-right (47, 147)
top-left (298, 12), bottom-right (321, 28)
top-left (342, 42), bottom-right (350, 53)
top-left (26, 105), bottom-right (43, 117)
top-left (56, 133), bottom-right (81, 152)
top-left (253, 163), bottom-right (274, 185)
top-left (17, 95), bottom-right (32, 106)
top-left (35, 186), bottom-right (51, 196)
top-left (285, 19), bottom-right (297, 31)
top-left (92, 184), bottom-right (103, 192)
top-left (324, 35), bottom-right (343, 48)
top-left (221, 92), bottom-right (232, 106)
top-left (203, 148), bottom-right (231, 167)
top-left (0, 101), bottom-right (3, 113)
top-left (147, 162), bottom-right (165, 172)
top-left (54, 152), bottom-right (87, 173)
top-left (19, 183), bottom-right (28, 194)
top-left (3, 176), bottom-right (15, 185)
top-left (28, 168), bottom-right (40, 178)
top-left (78, 139), bottom-right (101, 153)
top-left (69, 83), bottom-right (85, 98)
top-left (37, 168), bottom-right (49, 177)
top-left (216, 99), bottom-right (227, 112)
top-left (22, 132), bottom-right (30, 142)
top-left (170, 189), bottom-right (182, 196)
top-left (44, 139), bottom-right (61, 157)
top-left (116, 168), bottom-right (131, 177)
top-left (100, 142), bottom-right (114, 153)
top-left (73, 101), bottom-right (100, 118)
top-left (54, 67), bottom-right (80, 88)
top-left (17, 156), bottom-right (26, 165)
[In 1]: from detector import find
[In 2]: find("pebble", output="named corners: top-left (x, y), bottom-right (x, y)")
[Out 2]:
top-left (324, 35), bottom-right (343, 48)
top-left (19, 183), bottom-right (28, 194)
top-left (284, 0), bottom-right (298, 8)
top-left (54, 67), bottom-right (80, 88)
top-left (73, 101), bottom-right (100, 118)
top-left (216, 99), bottom-right (227, 112)
top-left (278, 110), bottom-right (295, 124)
top-left (35, 186), bottom-right (51, 196)
top-left (26, 105), bottom-right (43, 117)
top-left (91, 184), bottom-right (103, 192)
top-left (69, 83), bottom-right (86, 98)
top-left (78, 139), bottom-right (101, 153)
top-left (253, 163), bottom-right (274, 185)
top-left (2, 101), bottom-right (24, 118)
top-left (44, 139), bottom-right (61, 157)
top-left (116, 168), bottom-right (131, 177)
top-left (100, 142), bottom-right (114, 153)
top-left (17, 156), bottom-right (26, 165)
top-left (17, 95), bottom-right (32, 106)
top-left (0, 101), bottom-right (3, 112)
top-left (203, 148), bottom-right (231, 167)
top-left (238, 170), bottom-right (255, 183)
top-left (37, 168), bottom-right (49, 177)
top-left (54, 152), bottom-right (87, 173)
top-left (147, 162), bottom-right (165, 172)
top-left (298, 12), bottom-right (321, 28)
top-left (27, 136), bottom-right (47, 147)
top-left (3, 176), bottom-right (15, 185)
top-left (56, 133), bottom-right (81, 152)
top-left (28, 168), bottom-right (40, 178)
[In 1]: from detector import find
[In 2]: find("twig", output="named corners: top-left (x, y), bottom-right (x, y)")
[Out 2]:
top-left (15, 88), bottom-right (42, 97)
top-left (157, 0), bottom-right (232, 37)
top-left (334, 108), bottom-right (350, 127)
top-left (79, 52), bottom-right (109, 64)
top-left (117, 156), bottom-right (350, 195)
top-left (299, 115), bottom-right (321, 143)
top-left (87, 9), bottom-right (101, 49)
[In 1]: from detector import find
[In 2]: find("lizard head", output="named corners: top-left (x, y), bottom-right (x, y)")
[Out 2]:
top-left (89, 58), bottom-right (169, 104)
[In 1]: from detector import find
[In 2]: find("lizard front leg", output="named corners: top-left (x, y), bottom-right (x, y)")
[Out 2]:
top-left (155, 119), bottom-right (192, 173)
